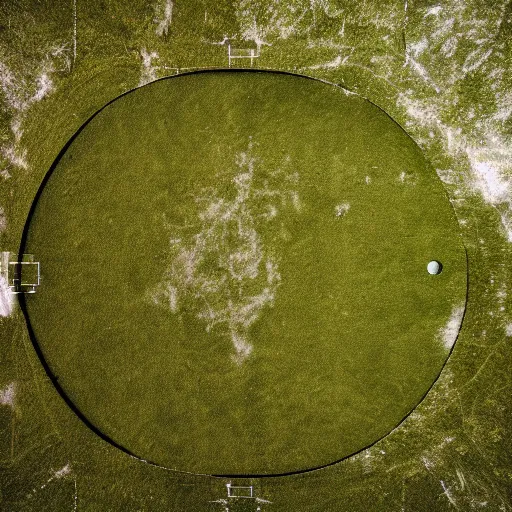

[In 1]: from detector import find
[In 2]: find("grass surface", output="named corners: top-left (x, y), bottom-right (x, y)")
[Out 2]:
top-left (22, 71), bottom-right (465, 475)
top-left (0, 0), bottom-right (510, 509)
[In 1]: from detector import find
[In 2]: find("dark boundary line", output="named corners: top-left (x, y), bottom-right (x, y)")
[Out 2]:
top-left (17, 67), bottom-right (470, 480)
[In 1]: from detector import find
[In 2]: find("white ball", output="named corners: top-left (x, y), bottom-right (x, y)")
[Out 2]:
top-left (427, 260), bottom-right (441, 275)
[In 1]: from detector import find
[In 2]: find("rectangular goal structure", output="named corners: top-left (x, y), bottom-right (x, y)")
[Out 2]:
top-left (0, 252), bottom-right (40, 294)
top-left (228, 44), bottom-right (259, 68)
top-left (226, 483), bottom-right (254, 499)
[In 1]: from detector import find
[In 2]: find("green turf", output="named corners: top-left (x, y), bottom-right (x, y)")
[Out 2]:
top-left (22, 71), bottom-right (466, 475)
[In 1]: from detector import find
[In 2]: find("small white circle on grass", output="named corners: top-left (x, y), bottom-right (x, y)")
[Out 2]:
top-left (427, 260), bottom-right (442, 275)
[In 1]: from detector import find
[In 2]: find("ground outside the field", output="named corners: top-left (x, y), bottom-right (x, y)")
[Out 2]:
top-left (0, 1), bottom-right (511, 511)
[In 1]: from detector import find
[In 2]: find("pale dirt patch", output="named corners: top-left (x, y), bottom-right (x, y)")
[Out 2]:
top-left (334, 203), bottom-right (350, 217)
top-left (139, 49), bottom-right (160, 86)
top-left (0, 275), bottom-right (14, 317)
top-left (0, 382), bottom-right (16, 407)
top-left (154, 0), bottom-right (174, 37)
top-left (0, 206), bottom-right (6, 232)
top-left (439, 304), bottom-right (465, 350)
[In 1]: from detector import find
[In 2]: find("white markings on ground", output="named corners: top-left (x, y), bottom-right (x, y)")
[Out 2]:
top-left (72, 0), bottom-right (77, 64)
top-left (152, 141), bottom-right (301, 363)
top-left (154, 0), bottom-right (174, 37)
top-left (310, 55), bottom-right (346, 70)
top-left (505, 323), bottom-right (512, 337)
top-left (0, 206), bottom-right (6, 232)
top-left (0, 382), bottom-right (16, 407)
top-left (456, 468), bottom-right (466, 490)
top-left (404, 53), bottom-right (441, 94)
top-left (238, 18), bottom-right (272, 52)
top-left (493, 89), bottom-right (512, 123)
top-left (73, 478), bottom-right (78, 511)
top-left (466, 136), bottom-right (512, 241)
top-left (0, 62), bottom-right (29, 171)
top-left (139, 49), bottom-right (160, 86)
top-left (26, 464), bottom-right (74, 500)
top-left (53, 464), bottom-right (72, 479)
top-left (32, 70), bottom-right (54, 102)
top-left (462, 47), bottom-right (494, 74)
top-left (334, 203), bottom-right (350, 217)
top-left (398, 170), bottom-right (417, 185)
top-left (0, 275), bottom-right (14, 317)
top-left (422, 456), bottom-right (434, 470)
top-left (408, 38), bottom-right (428, 58)
top-left (424, 6), bottom-right (443, 17)
top-left (234, 0), bottom-right (365, 53)
top-left (396, 1), bottom-right (512, 243)
top-left (440, 480), bottom-right (457, 507)
top-left (365, 175), bottom-right (372, 184)
top-left (496, 283), bottom-right (507, 313)
top-left (398, 93), bottom-right (512, 242)
top-left (349, 445), bottom-right (388, 474)
top-left (439, 304), bottom-right (465, 350)
top-left (211, 36), bottom-right (230, 46)
top-left (0, 50), bottom-right (66, 176)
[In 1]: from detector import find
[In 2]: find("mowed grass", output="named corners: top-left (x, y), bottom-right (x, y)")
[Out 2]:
top-left (22, 71), bottom-right (467, 475)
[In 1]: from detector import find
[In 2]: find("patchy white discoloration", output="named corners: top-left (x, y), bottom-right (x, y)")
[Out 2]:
top-left (26, 463), bottom-right (74, 500)
top-left (465, 137), bottom-right (512, 242)
top-left (436, 168), bottom-right (458, 186)
top-left (496, 283), bottom-right (507, 314)
top-left (398, 93), bottom-right (512, 242)
top-left (466, 140), bottom-right (511, 204)
top-left (505, 323), bottom-right (512, 337)
top-left (422, 456), bottom-right (434, 470)
top-left (32, 72), bottom-right (53, 102)
top-left (72, 0), bottom-right (77, 63)
top-left (0, 50), bottom-right (65, 175)
top-left (0, 63), bottom-right (25, 111)
top-left (0, 382), bottom-right (16, 407)
top-left (0, 206), bottom-right (6, 232)
top-left (408, 38), bottom-right (429, 58)
top-left (395, 1), bottom-right (512, 244)
top-left (404, 54), bottom-right (440, 94)
top-left (139, 49), bottom-right (160, 86)
top-left (234, 0), bottom-right (397, 54)
top-left (2, 144), bottom-right (28, 171)
top-left (0, 60), bottom-right (57, 110)
top-left (398, 170), bottom-right (417, 185)
top-left (0, 275), bottom-right (14, 317)
top-left (348, 444), bottom-right (388, 474)
top-left (462, 47), bottom-right (494, 75)
top-left (334, 203), bottom-right (350, 217)
top-left (53, 464), bottom-right (72, 479)
top-left (154, 0), bottom-right (174, 37)
top-left (238, 19), bottom-right (272, 52)
top-left (309, 55), bottom-right (348, 70)
top-left (152, 141), bottom-right (301, 363)
top-left (439, 305), bottom-right (465, 350)
top-left (440, 480), bottom-right (457, 507)
top-left (424, 6), bottom-right (443, 17)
